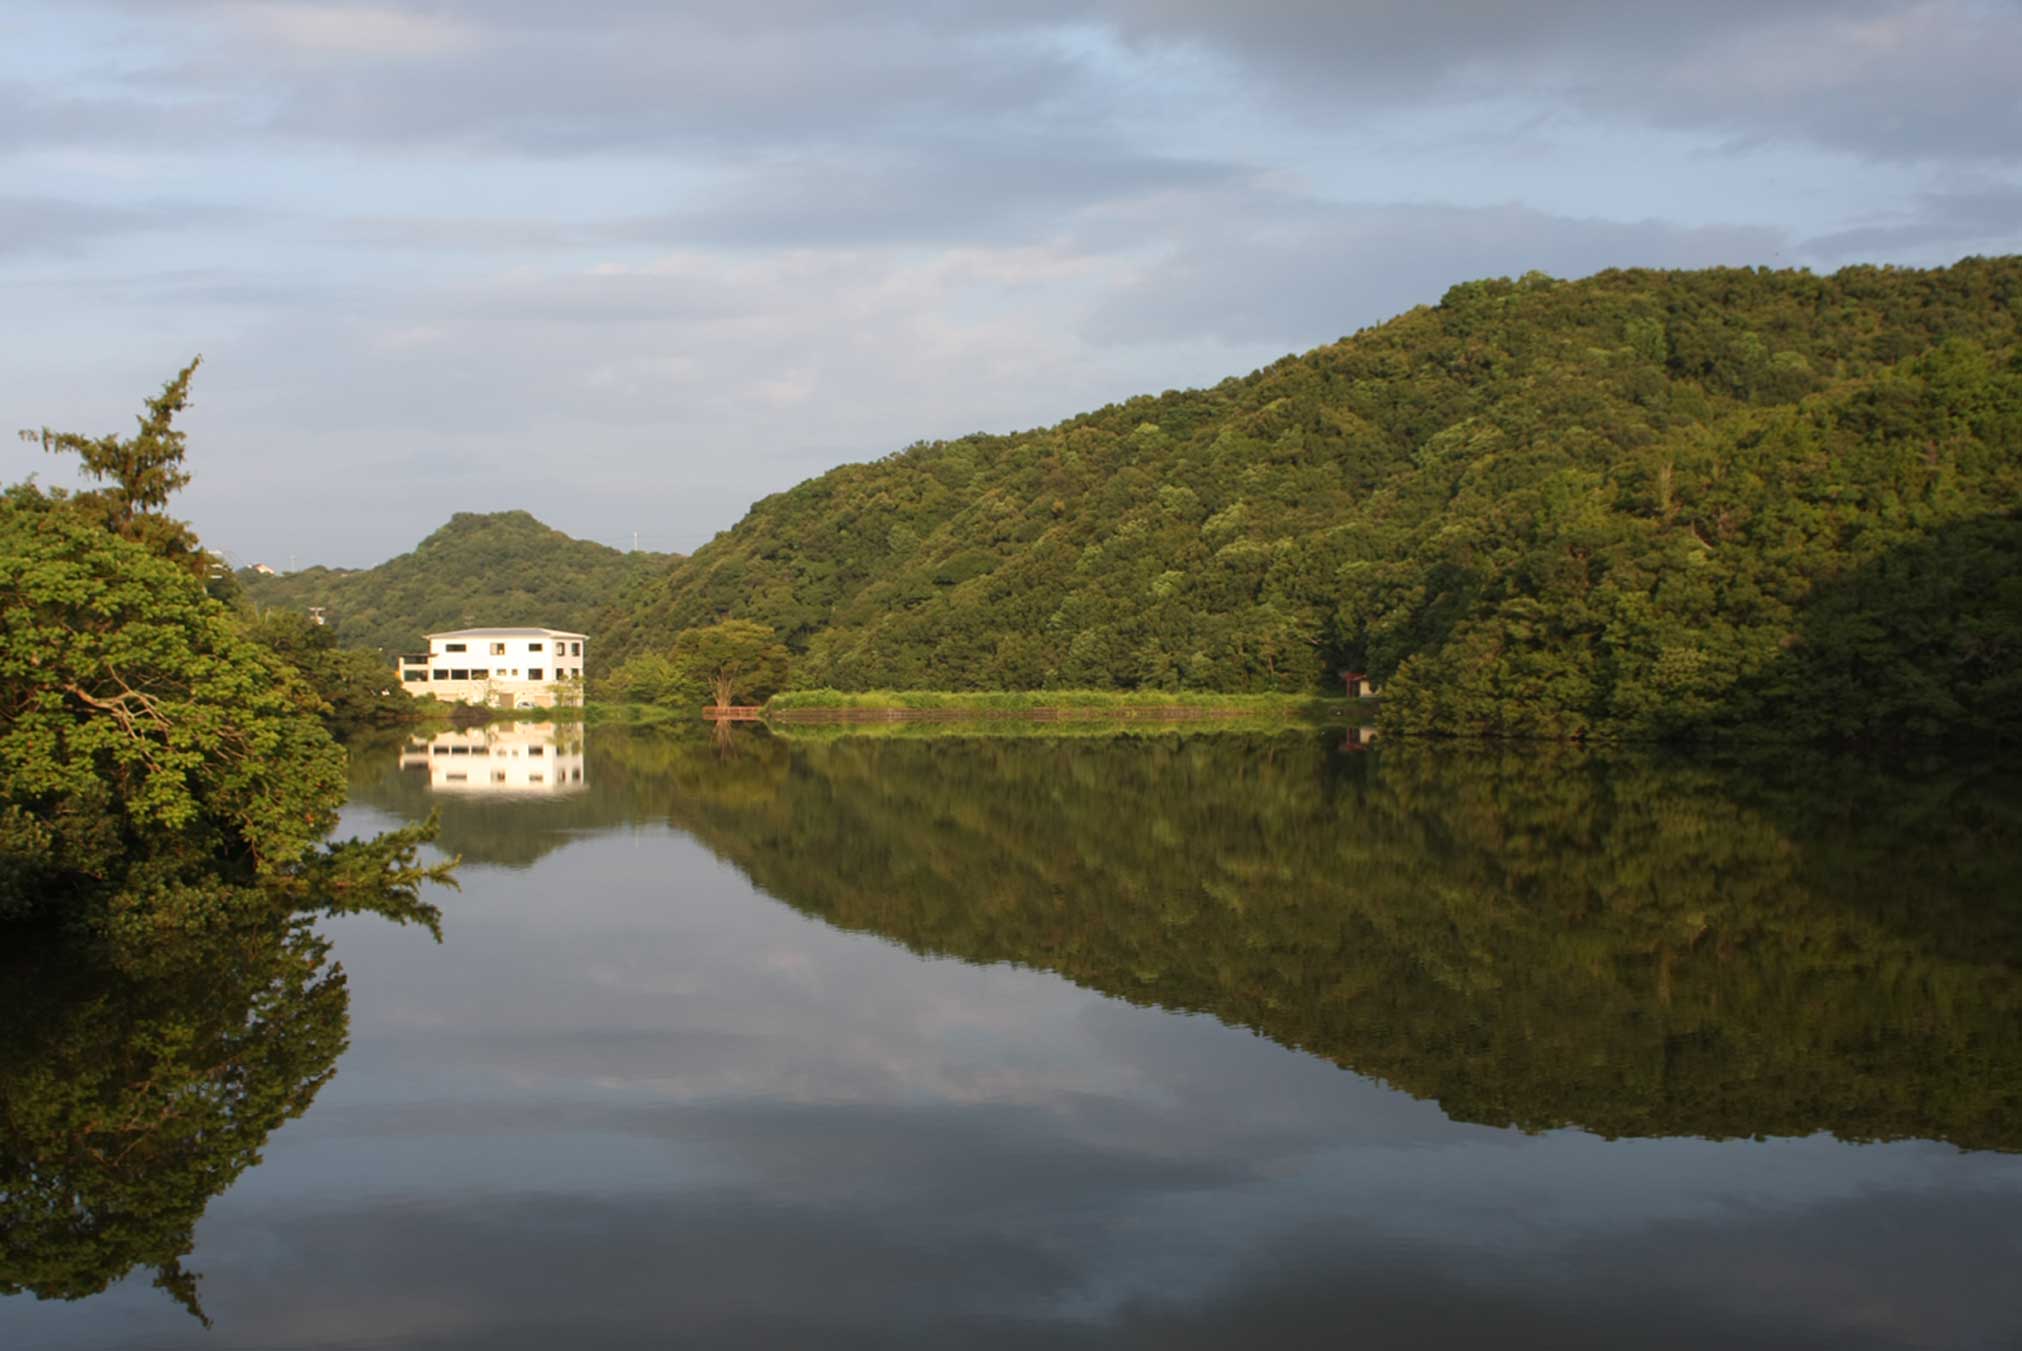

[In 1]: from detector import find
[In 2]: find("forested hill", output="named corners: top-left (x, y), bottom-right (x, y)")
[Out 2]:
top-left (239, 510), bottom-right (673, 662)
top-left (604, 259), bottom-right (2022, 740)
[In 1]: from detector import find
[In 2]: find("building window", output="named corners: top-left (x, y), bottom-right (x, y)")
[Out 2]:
top-left (528, 642), bottom-right (544, 653)
top-left (449, 669), bottom-right (468, 680)
top-left (444, 642), bottom-right (467, 653)
top-left (433, 669), bottom-right (450, 680)
top-left (528, 746), bottom-right (544, 757)
top-left (527, 667), bottom-right (544, 681)
top-left (469, 668), bottom-right (488, 679)
top-left (571, 642), bottom-right (581, 656)
top-left (403, 670), bottom-right (429, 683)
top-left (490, 642), bottom-right (506, 656)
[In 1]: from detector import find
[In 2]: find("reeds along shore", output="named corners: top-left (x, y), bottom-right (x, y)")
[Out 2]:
top-left (764, 704), bottom-right (1294, 723)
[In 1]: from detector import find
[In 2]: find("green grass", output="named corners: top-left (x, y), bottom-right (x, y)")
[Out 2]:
top-left (765, 688), bottom-right (1339, 717)
top-left (580, 701), bottom-right (681, 726)
top-left (764, 715), bottom-right (1328, 742)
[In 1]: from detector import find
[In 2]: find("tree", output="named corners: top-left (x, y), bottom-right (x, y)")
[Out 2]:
top-left (21, 358), bottom-right (206, 575)
top-left (239, 608), bottom-right (413, 734)
top-left (601, 651), bottom-right (686, 707)
top-left (0, 489), bottom-right (453, 934)
top-left (672, 620), bottom-right (792, 709)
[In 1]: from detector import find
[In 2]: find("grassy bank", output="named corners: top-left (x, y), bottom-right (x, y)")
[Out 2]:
top-left (581, 700), bottom-right (683, 726)
top-left (765, 715), bottom-right (1328, 742)
top-left (766, 689), bottom-right (1343, 719)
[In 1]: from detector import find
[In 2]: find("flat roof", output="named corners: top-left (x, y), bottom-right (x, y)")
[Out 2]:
top-left (426, 627), bottom-right (589, 640)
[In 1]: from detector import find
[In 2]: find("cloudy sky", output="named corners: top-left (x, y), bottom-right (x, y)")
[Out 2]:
top-left (2, 1), bottom-right (2018, 567)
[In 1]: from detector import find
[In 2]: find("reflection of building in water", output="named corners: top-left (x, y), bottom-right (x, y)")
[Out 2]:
top-left (397, 723), bottom-right (587, 795)
top-left (1341, 725), bottom-right (1380, 752)
top-left (397, 627), bottom-right (586, 709)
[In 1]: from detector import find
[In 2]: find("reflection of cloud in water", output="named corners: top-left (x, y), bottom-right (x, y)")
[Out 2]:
top-left (397, 722), bottom-right (585, 797)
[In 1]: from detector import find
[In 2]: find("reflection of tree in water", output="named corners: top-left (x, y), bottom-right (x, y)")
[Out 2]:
top-left (641, 731), bottom-right (2022, 1150)
top-left (342, 722), bottom-right (2022, 1145)
top-left (0, 890), bottom-right (440, 1322)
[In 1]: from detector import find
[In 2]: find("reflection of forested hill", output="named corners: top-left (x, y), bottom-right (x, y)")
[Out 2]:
top-left (344, 726), bottom-right (2022, 1147)
top-left (643, 732), bottom-right (2022, 1150)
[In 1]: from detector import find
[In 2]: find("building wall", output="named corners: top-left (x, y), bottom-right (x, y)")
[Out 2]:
top-left (399, 632), bottom-right (587, 706)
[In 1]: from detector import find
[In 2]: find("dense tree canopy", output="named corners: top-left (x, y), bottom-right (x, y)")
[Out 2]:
top-left (4, 370), bottom-right (454, 937)
top-left (0, 495), bottom-right (348, 929)
top-left (606, 620), bottom-right (791, 709)
top-left (237, 609), bottom-right (414, 734)
top-left (601, 259), bottom-right (2022, 740)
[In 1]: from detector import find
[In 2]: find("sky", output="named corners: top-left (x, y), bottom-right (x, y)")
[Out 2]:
top-left (1, 1), bottom-right (2018, 568)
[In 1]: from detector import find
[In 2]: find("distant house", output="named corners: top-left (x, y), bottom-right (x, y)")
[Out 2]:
top-left (1340, 669), bottom-right (1382, 699)
top-left (250, 562), bottom-right (277, 575)
top-left (398, 627), bottom-right (587, 709)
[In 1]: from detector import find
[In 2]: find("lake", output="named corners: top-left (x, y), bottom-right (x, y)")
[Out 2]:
top-left (6, 722), bottom-right (2021, 1348)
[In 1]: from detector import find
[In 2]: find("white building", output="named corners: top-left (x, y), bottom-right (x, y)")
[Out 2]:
top-left (397, 722), bottom-right (586, 795)
top-left (398, 627), bottom-right (587, 709)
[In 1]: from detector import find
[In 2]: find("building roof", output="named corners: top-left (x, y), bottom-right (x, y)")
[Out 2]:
top-left (426, 627), bottom-right (589, 640)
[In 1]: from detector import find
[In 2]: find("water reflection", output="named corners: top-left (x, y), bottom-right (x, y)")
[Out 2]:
top-left (1, 919), bottom-right (354, 1324)
top-left (8, 728), bottom-right (2020, 1348)
top-left (352, 726), bottom-right (2022, 1150)
top-left (397, 722), bottom-right (585, 796)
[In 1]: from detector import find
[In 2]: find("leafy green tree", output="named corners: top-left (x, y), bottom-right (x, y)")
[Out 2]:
top-left (601, 651), bottom-right (686, 707)
top-left (239, 608), bottom-right (414, 734)
top-left (0, 489), bottom-right (453, 935)
top-left (20, 358), bottom-right (207, 576)
top-left (672, 620), bottom-right (792, 708)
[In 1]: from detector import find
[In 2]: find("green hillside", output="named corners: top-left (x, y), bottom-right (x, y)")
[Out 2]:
top-left (605, 259), bottom-right (2022, 740)
top-left (240, 510), bottom-right (673, 667)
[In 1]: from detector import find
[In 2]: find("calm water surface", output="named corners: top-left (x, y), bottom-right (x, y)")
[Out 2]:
top-left (6, 724), bottom-right (2021, 1348)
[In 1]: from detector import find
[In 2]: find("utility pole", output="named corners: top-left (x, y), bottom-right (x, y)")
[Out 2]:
top-left (632, 530), bottom-right (639, 552)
